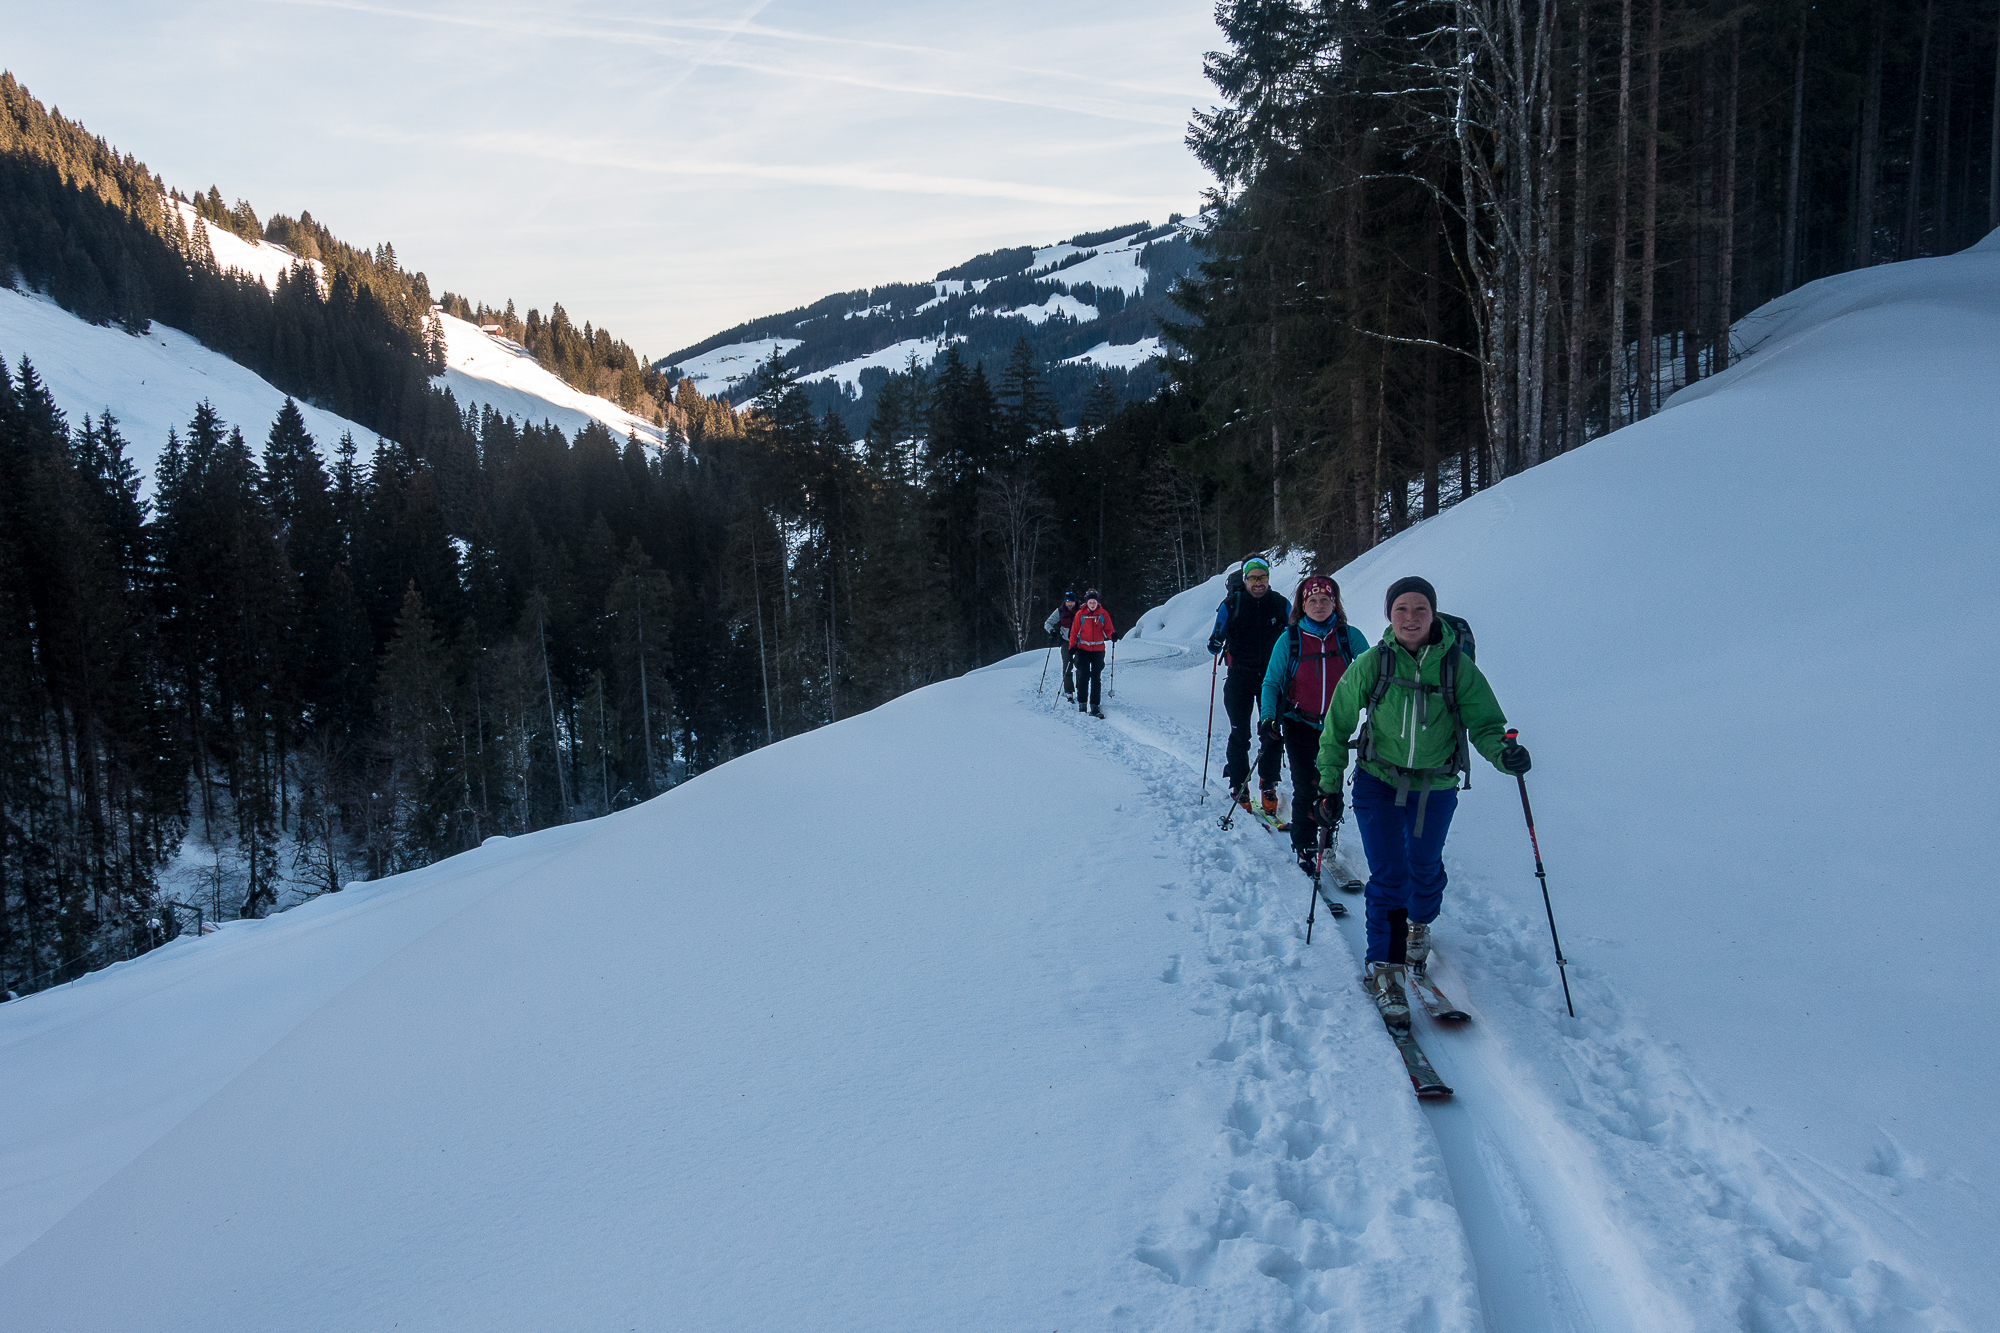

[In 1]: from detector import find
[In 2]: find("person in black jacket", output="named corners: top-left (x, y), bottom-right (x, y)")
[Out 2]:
top-left (1205, 557), bottom-right (1292, 812)
top-left (1041, 590), bottom-right (1081, 697)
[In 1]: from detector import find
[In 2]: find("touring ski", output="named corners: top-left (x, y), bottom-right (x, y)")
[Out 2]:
top-left (1363, 970), bottom-right (1453, 1096)
top-left (1220, 796), bottom-right (1288, 835)
top-left (1313, 883), bottom-right (1349, 919)
top-left (1389, 1021), bottom-right (1454, 1098)
top-left (1407, 965), bottom-right (1471, 1023)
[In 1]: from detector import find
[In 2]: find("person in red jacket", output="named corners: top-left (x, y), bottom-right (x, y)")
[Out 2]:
top-left (1069, 590), bottom-right (1114, 717)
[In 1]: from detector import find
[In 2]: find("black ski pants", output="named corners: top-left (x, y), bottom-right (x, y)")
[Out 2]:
top-left (1223, 666), bottom-right (1282, 789)
top-left (1061, 643), bottom-right (1076, 696)
top-left (1075, 648), bottom-right (1105, 710)
top-left (1283, 717), bottom-right (1331, 855)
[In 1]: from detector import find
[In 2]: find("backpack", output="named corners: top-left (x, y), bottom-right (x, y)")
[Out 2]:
top-left (1352, 612), bottom-right (1477, 835)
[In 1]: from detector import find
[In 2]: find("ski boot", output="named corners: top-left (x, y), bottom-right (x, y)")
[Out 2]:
top-left (1260, 783), bottom-right (1279, 816)
top-left (1406, 919), bottom-right (1433, 971)
top-left (1366, 961), bottom-right (1410, 1026)
top-left (1090, 707), bottom-right (1105, 719)
top-left (1296, 846), bottom-right (1317, 878)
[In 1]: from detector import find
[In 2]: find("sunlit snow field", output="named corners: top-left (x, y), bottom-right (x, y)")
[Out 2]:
top-left (4, 235), bottom-right (1997, 1331)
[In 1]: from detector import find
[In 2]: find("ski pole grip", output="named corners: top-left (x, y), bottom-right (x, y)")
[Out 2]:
top-left (1504, 728), bottom-right (1518, 744)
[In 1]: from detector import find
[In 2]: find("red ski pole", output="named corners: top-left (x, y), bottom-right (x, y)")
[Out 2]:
top-left (1505, 728), bottom-right (1575, 1017)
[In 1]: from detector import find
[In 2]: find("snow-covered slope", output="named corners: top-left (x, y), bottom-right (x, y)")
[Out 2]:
top-left (1, 202), bottom-right (667, 482)
top-left (658, 219), bottom-right (1198, 417)
top-left (433, 311), bottom-right (667, 446)
top-left (175, 200), bottom-right (325, 292)
top-left (4, 239), bottom-right (1994, 1332)
top-left (0, 285), bottom-right (374, 488)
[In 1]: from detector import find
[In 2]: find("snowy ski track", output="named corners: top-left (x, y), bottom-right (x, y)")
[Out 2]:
top-left (1054, 637), bottom-right (1945, 1332)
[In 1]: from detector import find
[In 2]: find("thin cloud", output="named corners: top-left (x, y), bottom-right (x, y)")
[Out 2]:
top-left (267, 0), bottom-right (1196, 125)
top-left (342, 121), bottom-right (1171, 207)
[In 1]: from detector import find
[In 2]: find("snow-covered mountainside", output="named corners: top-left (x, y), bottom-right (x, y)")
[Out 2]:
top-left (0, 205), bottom-right (665, 484)
top-left (433, 310), bottom-right (667, 447)
top-left (660, 220), bottom-right (1199, 428)
top-left (5, 238), bottom-right (1995, 1332)
top-left (0, 284), bottom-right (374, 489)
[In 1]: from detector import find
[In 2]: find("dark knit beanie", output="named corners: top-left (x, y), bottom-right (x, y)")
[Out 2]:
top-left (1383, 576), bottom-right (1437, 617)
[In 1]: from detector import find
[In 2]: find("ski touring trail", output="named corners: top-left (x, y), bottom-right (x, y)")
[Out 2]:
top-left (1043, 632), bottom-right (1954, 1333)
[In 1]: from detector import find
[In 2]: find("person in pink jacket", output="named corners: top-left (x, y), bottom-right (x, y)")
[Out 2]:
top-left (1069, 590), bottom-right (1114, 718)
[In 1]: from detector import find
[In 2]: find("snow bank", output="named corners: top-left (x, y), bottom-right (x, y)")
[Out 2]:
top-left (1131, 237), bottom-right (2000, 1330)
top-left (0, 673), bottom-right (1475, 1331)
top-left (0, 285), bottom-right (375, 490)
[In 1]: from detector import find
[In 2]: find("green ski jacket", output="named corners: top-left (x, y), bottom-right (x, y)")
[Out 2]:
top-left (1315, 620), bottom-right (1513, 794)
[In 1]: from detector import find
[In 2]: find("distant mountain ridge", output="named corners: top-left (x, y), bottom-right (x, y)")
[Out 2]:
top-left (659, 219), bottom-right (1201, 429)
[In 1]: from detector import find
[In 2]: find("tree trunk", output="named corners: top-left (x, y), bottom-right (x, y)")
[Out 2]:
top-left (1637, 0), bottom-right (1662, 419)
top-left (1424, 199), bottom-right (1442, 513)
top-left (1905, 0), bottom-right (1934, 259)
top-left (1990, 0), bottom-right (2000, 231)
top-left (1566, 0), bottom-right (1591, 453)
top-left (1717, 26), bottom-right (1739, 372)
top-left (1784, 15), bottom-right (1807, 290)
top-left (1610, 0), bottom-right (1634, 427)
top-left (1853, 8), bottom-right (1884, 269)
top-left (1935, 28), bottom-right (1954, 250)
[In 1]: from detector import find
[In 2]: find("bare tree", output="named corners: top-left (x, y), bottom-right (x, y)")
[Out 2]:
top-left (979, 472), bottom-right (1053, 656)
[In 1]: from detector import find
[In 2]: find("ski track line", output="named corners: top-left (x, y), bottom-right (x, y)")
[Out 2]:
top-left (1031, 685), bottom-right (1481, 1332)
top-left (1032, 652), bottom-right (1958, 1333)
top-left (1374, 869), bottom-right (1960, 1333)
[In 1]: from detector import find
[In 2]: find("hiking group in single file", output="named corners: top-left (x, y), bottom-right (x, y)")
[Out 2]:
top-left (1043, 559), bottom-right (1568, 1096)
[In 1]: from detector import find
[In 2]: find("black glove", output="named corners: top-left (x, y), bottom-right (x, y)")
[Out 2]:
top-left (1316, 793), bottom-right (1343, 827)
top-left (1501, 741), bottom-right (1532, 774)
top-left (1258, 719), bottom-right (1281, 747)
top-left (1206, 634), bottom-right (1224, 656)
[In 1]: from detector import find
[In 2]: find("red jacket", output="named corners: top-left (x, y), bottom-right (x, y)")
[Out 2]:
top-left (1070, 605), bottom-right (1115, 650)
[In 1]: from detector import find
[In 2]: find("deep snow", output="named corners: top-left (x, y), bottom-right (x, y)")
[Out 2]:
top-left (4, 240), bottom-right (1996, 1331)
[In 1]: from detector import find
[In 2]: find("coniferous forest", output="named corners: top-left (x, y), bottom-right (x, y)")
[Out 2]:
top-left (5, 0), bottom-right (2000, 994)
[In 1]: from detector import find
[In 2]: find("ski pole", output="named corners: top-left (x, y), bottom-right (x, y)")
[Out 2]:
top-left (1108, 640), bottom-right (1116, 698)
top-left (1504, 728), bottom-right (1575, 1017)
top-left (1037, 643), bottom-right (1053, 695)
top-left (1198, 652), bottom-right (1220, 803)
top-left (1305, 820), bottom-right (1326, 944)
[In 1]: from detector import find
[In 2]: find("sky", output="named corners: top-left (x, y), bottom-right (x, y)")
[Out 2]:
top-left (5, 0), bottom-right (1222, 359)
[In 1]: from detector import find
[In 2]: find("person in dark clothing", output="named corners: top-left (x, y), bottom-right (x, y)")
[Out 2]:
top-left (1261, 574), bottom-right (1370, 875)
top-left (1041, 590), bottom-right (1081, 697)
top-left (1205, 558), bottom-right (1292, 812)
top-left (1070, 590), bottom-right (1115, 717)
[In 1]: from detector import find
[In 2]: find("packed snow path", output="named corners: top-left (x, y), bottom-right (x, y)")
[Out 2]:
top-left (1075, 643), bottom-right (1946, 1332)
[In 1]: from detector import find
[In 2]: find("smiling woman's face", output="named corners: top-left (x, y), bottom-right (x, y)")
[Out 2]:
top-left (1391, 593), bottom-right (1434, 649)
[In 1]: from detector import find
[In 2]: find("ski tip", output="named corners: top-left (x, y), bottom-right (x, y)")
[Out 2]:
top-left (1338, 879), bottom-right (1364, 894)
top-left (1414, 1082), bottom-right (1455, 1098)
top-left (1429, 1011), bottom-right (1472, 1024)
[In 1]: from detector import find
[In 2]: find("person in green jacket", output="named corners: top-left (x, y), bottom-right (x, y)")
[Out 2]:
top-left (1314, 576), bottom-right (1531, 1023)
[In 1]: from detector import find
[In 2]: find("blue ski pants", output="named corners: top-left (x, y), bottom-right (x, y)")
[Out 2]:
top-left (1351, 767), bottom-right (1459, 963)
